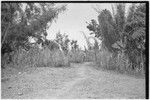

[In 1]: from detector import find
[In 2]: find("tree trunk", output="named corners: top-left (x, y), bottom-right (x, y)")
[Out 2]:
top-left (2, 22), bottom-right (11, 47)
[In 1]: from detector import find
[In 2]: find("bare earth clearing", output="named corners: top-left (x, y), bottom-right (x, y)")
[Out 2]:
top-left (2, 62), bottom-right (145, 99)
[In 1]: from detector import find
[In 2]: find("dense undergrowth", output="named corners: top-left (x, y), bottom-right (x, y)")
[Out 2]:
top-left (95, 50), bottom-right (145, 76)
top-left (2, 45), bottom-right (145, 78)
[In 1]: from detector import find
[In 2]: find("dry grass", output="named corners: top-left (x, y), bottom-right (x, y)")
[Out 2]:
top-left (94, 49), bottom-right (144, 75)
top-left (84, 50), bottom-right (95, 62)
top-left (95, 50), bottom-right (129, 72)
top-left (68, 49), bottom-right (86, 63)
top-left (2, 45), bottom-right (144, 76)
top-left (95, 50), bottom-right (112, 69)
top-left (11, 46), bottom-right (70, 68)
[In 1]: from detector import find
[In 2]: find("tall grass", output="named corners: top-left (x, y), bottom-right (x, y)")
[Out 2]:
top-left (68, 49), bottom-right (86, 63)
top-left (11, 46), bottom-right (70, 69)
top-left (84, 50), bottom-right (96, 62)
top-left (2, 43), bottom-right (145, 76)
top-left (95, 49), bottom-right (145, 75)
top-left (95, 50), bottom-right (112, 69)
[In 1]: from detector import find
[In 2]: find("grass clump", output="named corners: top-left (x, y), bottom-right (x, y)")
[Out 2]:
top-left (84, 50), bottom-right (95, 62)
top-left (11, 46), bottom-right (70, 69)
top-left (95, 49), bottom-right (144, 76)
top-left (68, 49), bottom-right (86, 63)
top-left (52, 49), bottom-right (70, 67)
top-left (95, 50), bottom-right (112, 69)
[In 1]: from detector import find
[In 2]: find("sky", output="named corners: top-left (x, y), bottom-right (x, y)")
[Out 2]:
top-left (46, 3), bottom-right (129, 49)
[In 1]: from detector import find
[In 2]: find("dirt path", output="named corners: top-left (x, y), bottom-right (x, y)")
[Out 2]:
top-left (1, 62), bottom-right (145, 99)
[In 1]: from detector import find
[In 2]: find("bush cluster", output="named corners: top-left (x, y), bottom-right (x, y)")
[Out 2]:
top-left (7, 46), bottom-right (70, 68)
top-left (95, 50), bottom-right (145, 74)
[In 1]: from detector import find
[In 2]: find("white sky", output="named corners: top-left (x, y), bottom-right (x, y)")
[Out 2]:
top-left (47, 3), bottom-right (130, 49)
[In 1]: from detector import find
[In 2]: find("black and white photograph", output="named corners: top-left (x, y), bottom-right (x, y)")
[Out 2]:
top-left (1, 1), bottom-right (148, 99)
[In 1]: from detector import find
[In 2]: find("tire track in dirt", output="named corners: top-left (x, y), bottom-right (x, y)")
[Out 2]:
top-left (55, 65), bottom-right (88, 98)
top-left (2, 62), bottom-right (145, 99)
top-left (55, 63), bottom-right (145, 99)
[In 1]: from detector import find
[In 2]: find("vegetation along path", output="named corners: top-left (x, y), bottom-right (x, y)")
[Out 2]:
top-left (2, 62), bottom-right (145, 99)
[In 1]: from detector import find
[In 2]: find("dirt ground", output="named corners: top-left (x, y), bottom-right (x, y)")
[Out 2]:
top-left (1, 62), bottom-right (145, 99)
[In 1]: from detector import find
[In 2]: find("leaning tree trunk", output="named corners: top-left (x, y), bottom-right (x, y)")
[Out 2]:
top-left (2, 22), bottom-right (11, 47)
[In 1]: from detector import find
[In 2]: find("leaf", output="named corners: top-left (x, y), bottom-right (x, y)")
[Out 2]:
top-left (132, 27), bottom-right (145, 39)
top-left (112, 42), bottom-right (121, 49)
top-left (81, 31), bottom-right (92, 50)
top-left (112, 40), bottom-right (125, 49)
top-left (88, 36), bottom-right (99, 50)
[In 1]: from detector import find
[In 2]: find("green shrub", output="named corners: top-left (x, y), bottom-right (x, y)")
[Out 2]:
top-left (95, 50), bottom-right (112, 69)
top-left (116, 53), bottom-right (130, 72)
top-left (95, 49), bottom-right (145, 75)
top-left (107, 53), bottom-right (128, 72)
top-left (96, 50), bottom-right (130, 72)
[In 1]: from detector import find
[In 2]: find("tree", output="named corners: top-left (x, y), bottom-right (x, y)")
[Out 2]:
top-left (81, 31), bottom-right (93, 50)
top-left (1, 3), bottom-right (66, 52)
top-left (70, 40), bottom-right (79, 50)
top-left (124, 3), bottom-right (146, 70)
top-left (87, 3), bottom-right (146, 70)
top-left (55, 32), bottom-right (70, 55)
top-left (42, 39), bottom-right (60, 51)
top-left (81, 31), bottom-right (100, 62)
top-left (1, 3), bottom-right (67, 66)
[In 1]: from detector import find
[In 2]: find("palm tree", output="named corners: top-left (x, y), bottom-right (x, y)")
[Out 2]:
top-left (87, 3), bottom-right (146, 71)
top-left (81, 31), bottom-right (93, 50)
top-left (81, 31), bottom-right (100, 62)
